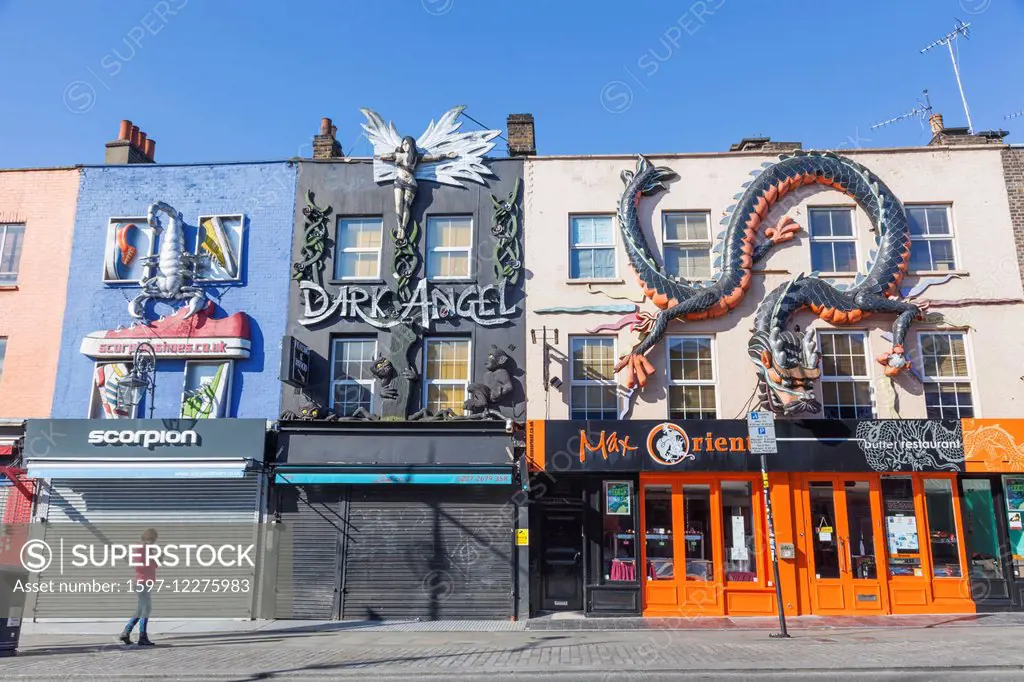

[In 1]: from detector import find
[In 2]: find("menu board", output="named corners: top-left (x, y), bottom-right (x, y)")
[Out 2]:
top-left (1005, 477), bottom-right (1024, 512)
top-left (886, 515), bottom-right (919, 554)
top-left (605, 481), bottom-right (632, 516)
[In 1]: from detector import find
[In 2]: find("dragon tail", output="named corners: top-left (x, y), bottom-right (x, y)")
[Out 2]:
top-left (621, 156), bottom-right (677, 197)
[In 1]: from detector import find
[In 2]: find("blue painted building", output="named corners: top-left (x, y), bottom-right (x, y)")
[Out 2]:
top-left (52, 161), bottom-right (297, 419)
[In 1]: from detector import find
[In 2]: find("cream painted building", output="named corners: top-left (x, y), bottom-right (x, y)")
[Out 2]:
top-left (524, 142), bottom-right (1024, 422)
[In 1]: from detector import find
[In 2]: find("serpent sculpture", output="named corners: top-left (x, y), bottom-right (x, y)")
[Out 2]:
top-left (613, 151), bottom-right (921, 415)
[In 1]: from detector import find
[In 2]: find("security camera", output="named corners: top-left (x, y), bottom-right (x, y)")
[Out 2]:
top-left (549, 376), bottom-right (563, 389)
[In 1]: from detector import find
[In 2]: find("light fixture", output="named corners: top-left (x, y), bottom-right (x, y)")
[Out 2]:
top-left (116, 342), bottom-right (157, 418)
top-left (549, 376), bottom-right (562, 389)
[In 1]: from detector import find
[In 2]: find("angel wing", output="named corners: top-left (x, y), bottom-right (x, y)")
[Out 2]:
top-left (415, 105), bottom-right (500, 187)
top-left (359, 108), bottom-right (405, 183)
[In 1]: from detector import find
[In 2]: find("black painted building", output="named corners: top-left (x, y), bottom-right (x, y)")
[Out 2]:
top-left (271, 113), bottom-right (530, 620)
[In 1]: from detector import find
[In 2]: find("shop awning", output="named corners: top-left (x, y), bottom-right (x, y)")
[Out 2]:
top-left (274, 469), bottom-right (512, 485)
top-left (26, 459), bottom-right (251, 479)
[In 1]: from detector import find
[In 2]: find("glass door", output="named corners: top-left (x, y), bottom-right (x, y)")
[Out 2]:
top-left (960, 477), bottom-right (1010, 602)
top-left (803, 475), bottom-right (887, 614)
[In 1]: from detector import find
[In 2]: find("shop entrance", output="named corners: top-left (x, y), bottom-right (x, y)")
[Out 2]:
top-left (538, 507), bottom-right (584, 611)
top-left (800, 475), bottom-right (888, 615)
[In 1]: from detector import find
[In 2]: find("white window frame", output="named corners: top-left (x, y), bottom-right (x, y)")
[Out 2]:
top-left (101, 217), bottom-right (154, 284)
top-left (569, 336), bottom-right (620, 420)
top-left (569, 214), bottom-right (617, 280)
top-left (194, 214), bottom-right (246, 283)
top-left (422, 337), bottom-right (472, 415)
top-left (918, 331), bottom-right (975, 419)
top-left (818, 330), bottom-right (875, 419)
top-left (0, 223), bottom-right (25, 285)
top-left (88, 361), bottom-right (140, 419)
top-left (808, 207), bottom-right (858, 274)
top-left (666, 335), bottom-right (718, 419)
top-left (662, 212), bottom-right (713, 280)
top-left (426, 215), bottom-right (474, 281)
top-left (334, 217), bottom-right (384, 281)
top-left (180, 360), bottom-right (235, 419)
top-left (329, 338), bottom-right (378, 416)
top-left (905, 204), bottom-right (957, 273)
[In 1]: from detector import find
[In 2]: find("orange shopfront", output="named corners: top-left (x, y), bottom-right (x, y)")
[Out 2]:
top-left (527, 419), bottom-right (975, 618)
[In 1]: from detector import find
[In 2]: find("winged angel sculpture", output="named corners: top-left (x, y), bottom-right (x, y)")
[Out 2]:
top-left (360, 106), bottom-right (501, 242)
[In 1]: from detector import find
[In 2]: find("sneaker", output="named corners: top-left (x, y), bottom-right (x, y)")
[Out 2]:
top-left (118, 632), bottom-right (132, 645)
top-left (136, 635), bottom-right (155, 646)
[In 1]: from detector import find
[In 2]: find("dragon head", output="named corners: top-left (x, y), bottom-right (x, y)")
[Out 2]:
top-left (748, 327), bottom-right (822, 415)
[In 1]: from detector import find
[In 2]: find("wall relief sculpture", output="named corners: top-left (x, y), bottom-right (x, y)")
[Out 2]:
top-left (291, 190), bottom-right (333, 285)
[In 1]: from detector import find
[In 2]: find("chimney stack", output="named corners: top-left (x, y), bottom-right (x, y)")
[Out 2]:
top-left (506, 114), bottom-right (536, 157)
top-left (313, 117), bottom-right (344, 159)
top-left (106, 119), bottom-right (156, 164)
top-left (929, 113), bottom-right (944, 135)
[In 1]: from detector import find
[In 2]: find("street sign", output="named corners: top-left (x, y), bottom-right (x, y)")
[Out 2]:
top-left (747, 411), bottom-right (778, 454)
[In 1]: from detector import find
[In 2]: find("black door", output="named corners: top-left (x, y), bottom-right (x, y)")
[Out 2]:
top-left (959, 477), bottom-right (1013, 606)
top-left (540, 508), bottom-right (584, 611)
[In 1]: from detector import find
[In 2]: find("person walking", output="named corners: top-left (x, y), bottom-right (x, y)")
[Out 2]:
top-left (119, 528), bottom-right (158, 646)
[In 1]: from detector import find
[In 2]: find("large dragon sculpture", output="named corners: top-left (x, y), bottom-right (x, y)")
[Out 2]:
top-left (613, 151), bottom-right (921, 415)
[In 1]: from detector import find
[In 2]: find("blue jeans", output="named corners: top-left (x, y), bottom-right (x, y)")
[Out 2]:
top-left (123, 588), bottom-right (152, 635)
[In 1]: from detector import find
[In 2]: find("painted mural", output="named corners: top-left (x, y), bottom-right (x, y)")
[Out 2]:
top-left (52, 163), bottom-right (296, 420)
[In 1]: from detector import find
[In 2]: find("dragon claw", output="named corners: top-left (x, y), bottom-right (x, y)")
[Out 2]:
top-left (877, 346), bottom-right (910, 377)
top-left (765, 216), bottom-right (802, 245)
top-left (615, 352), bottom-right (657, 389)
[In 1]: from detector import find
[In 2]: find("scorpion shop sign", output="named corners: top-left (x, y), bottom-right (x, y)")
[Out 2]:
top-left (298, 279), bottom-right (517, 329)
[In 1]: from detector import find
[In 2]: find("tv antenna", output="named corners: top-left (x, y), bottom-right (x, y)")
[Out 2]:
top-left (921, 20), bottom-right (974, 133)
top-left (871, 90), bottom-right (934, 131)
top-left (1006, 111), bottom-right (1024, 121)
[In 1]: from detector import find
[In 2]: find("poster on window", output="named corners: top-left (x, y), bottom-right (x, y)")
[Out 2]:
top-left (1005, 477), bottom-right (1024, 512)
top-left (604, 481), bottom-right (632, 516)
top-left (886, 515), bottom-right (919, 554)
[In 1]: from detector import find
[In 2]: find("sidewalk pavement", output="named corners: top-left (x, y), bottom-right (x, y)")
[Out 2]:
top-left (8, 614), bottom-right (1024, 680)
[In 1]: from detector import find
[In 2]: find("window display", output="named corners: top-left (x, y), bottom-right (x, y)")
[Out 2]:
top-left (923, 479), bottom-right (962, 577)
top-left (882, 477), bottom-right (923, 576)
top-left (1003, 476), bottom-right (1024, 579)
top-left (683, 484), bottom-right (713, 581)
top-left (961, 479), bottom-right (1003, 581)
top-left (644, 485), bottom-right (674, 580)
top-left (844, 480), bottom-right (878, 580)
top-left (602, 481), bottom-right (637, 583)
top-left (721, 481), bottom-right (756, 582)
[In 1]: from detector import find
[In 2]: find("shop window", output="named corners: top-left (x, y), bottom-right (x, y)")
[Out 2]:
top-left (330, 338), bottom-right (377, 417)
top-left (427, 216), bottom-right (472, 280)
top-left (103, 218), bottom-right (153, 283)
top-left (644, 484), bottom-right (674, 580)
top-left (601, 481), bottom-right (638, 584)
top-left (881, 477), bottom-right (923, 577)
top-left (667, 336), bottom-right (716, 419)
top-left (819, 331), bottom-right (873, 419)
top-left (180, 361), bottom-right (233, 419)
top-left (919, 332), bottom-right (974, 419)
top-left (570, 337), bottom-right (618, 420)
top-left (683, 484), bottom-right (714, 581)
top-left (335, 218), bottom-right (383, 280)
top-left (663, 212), bottom-right (711, 279)
top-left (569, 215), bottom-right (616, 280)
top-left (844, 480), bottom-right (878, 579)
top-left (809, 481), bottom-right (841, 579)
top-left (922, 478), bottom-right (962, 577)
top-left (906, 205), bottom-right (956, 272)
top-left (961, 479), bottom-right (1004, 582)
top-left (0, 223), bottom-right (25, 285)
top-left (89, 362), bottom-right (140, 418)
top-left (424, 338), bottom-right (470, 415)
top-left (194, 214), bottom-right (245, 282)
top-left (809, 208), bottom-right (857, 273)
top-left (721, 481), bottom-right (757, 582)
top-left (1003, 476), bottom-right (1024, 579)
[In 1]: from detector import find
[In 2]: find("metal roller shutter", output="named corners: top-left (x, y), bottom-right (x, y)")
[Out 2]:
top-left (273, 485), bottom-right (343, 619)
top-left (0, 484), bottom-right (8, 522)
top-left (342, 487), bottom-right (514, 620)
top-left (32, 475), bottom-right (263, 620)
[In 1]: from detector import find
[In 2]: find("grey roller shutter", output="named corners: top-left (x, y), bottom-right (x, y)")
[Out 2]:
top-left (31, 475), bottom-right (262, 620)
top-left (0, 484), bottom-right (8, 522)
top-left (342, 487), bottom-right (514, 620)
top-left (273, 485), bottom-right (342, 619)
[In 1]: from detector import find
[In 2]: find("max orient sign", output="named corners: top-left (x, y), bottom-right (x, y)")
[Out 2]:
top-left (528, 420), bottom-right (965, 473)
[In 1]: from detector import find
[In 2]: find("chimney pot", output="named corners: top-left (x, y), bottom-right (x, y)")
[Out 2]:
top-left (118, 120), bottom-right (132, 141)
top-left (144, 138), bottom-right (156, 160)
top-left (929, 113), bottom-right (945, 135)
top-left (320, 117), bottom-right (332, 137)
top-left (129, 125), bottom-right (140, 148)
top-left (138, 131), bottom-right (147, 149)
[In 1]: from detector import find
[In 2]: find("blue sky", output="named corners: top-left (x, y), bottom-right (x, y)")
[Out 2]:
top-left (1, 0), bottom-right (1021, 167)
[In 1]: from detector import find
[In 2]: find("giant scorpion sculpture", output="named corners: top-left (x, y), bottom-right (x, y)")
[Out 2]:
top-left (613, 151), bottom-right (921, 415)
top-left (128, 201), bottom-right (208, 320)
